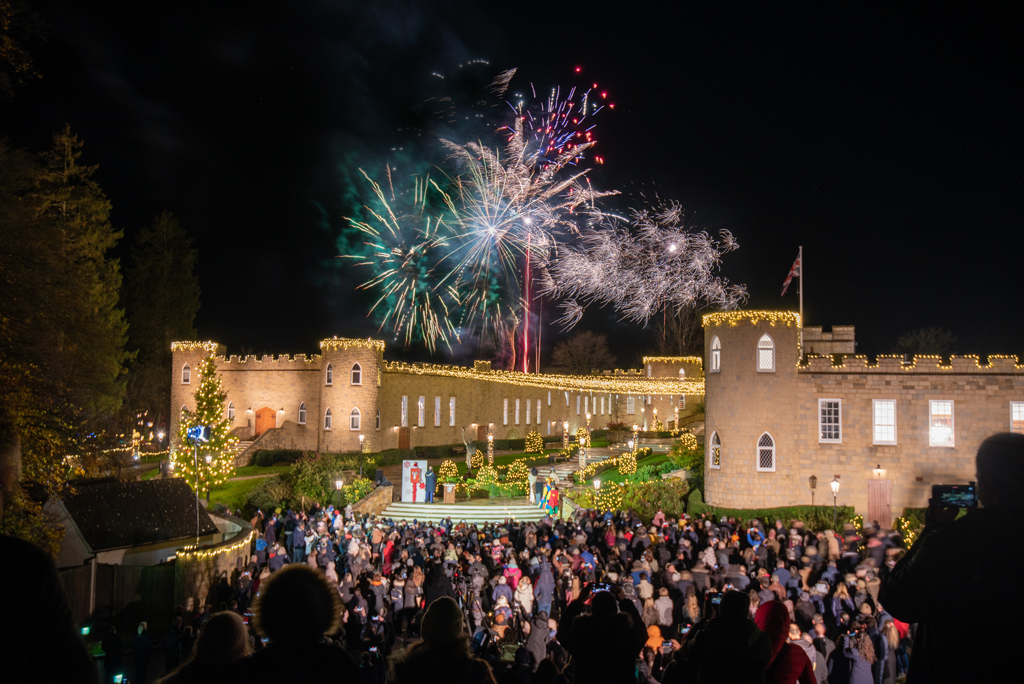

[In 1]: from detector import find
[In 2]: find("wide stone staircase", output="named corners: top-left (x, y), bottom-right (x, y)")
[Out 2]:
top-left (379, 500), bottom-right (545, 524)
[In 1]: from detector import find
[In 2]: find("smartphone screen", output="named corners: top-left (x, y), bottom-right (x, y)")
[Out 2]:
top-left (932, 483), bottom-right (977, 508)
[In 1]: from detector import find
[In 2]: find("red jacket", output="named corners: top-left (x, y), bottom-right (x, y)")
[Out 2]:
top-left (755, 601), bottom-right (815, 684)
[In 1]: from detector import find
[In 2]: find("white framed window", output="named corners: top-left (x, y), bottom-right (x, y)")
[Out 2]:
top-left (710, 336), bottom-right (721, 373)
top-left (873, 400), bottom-right (896, 445)
top-left (351, 363), bottom-right (362, 385)
top-left (349, 407), bottom-right (361, 430)
top-left (515, 398), bottom-right (521, 424)
top-left (929, 400), bottom-right (954, 447)
top-left (526, 399), bottom-right (531, 425)
top-left (547, 420), bottom-right (551, 435)
top-left (449, 397), bottom-right (456, 426)
top-left (647, 394), bottom-right (653, 405)
top-left (400, 396), bottom-right (408, 427)
top-left (576, 395), bottom-right (581, 415)
top-left (325, 363), bottom-right (333, 386)
top-left (756, 432), bottom-right (776, 472)
top-left (536, 400), bottom-right (541, 424)
top-left (503, 398), bottom-right (509, 425)
top-left (324, 408), bottom-right (332, 431)
top-left (417, 396), bottom-right (425, 427)
top-left (757, 333), bottom-right (775, 372)
top-left (626, 396), bottom-right (635, 415)
top-left (710, 431), bottom-right (721, 469)
top-left (1011, 402), bottom-right (1024, 433)
top-left (565, 391), bottom-right (569, 406)
top-left (375, 408), bottom-right (380, 430)
top-left (181, 364), bottom-right (191, 384)
top-left (600, 397), bottom-right (605, 415)
top-left (819, 399), bottom-right (842, 443)
top-left (584, 396), bottom-right (589, 415)
top-left (298, 402), bottom-right (307, 425)
top-left (434, 396), bottom-right (441, 427)
top-left (227, 401), bottom-right (235, 422)
top-left (547, 391), bottom-right (551, 406)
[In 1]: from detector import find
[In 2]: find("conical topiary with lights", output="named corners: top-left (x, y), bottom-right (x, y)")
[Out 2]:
top-left (173, 354), bottom-right (238, 495)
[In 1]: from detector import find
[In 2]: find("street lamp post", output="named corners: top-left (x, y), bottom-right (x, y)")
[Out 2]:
top-left (653, 408), bottom-right (658, 431)
top-left (585, 412), bottom-right (592, 448)
top-left (204, 454), bottom-right (212, 505)
top-left (830, 477), bottom-right (840, 529)
top-left (186, 425), bottom-right (210, 546)
top-left (335, 478), bottom-right (344, 509)
top-left (632, 423), bottom-right (640, 453)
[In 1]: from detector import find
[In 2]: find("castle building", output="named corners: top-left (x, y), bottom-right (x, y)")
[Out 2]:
top-left (169, 340), bottom-right (703, 458)
top-left (170, 311), bottom-right (1024, 521)
top-left (703, 311), bottom-right (1024, 522)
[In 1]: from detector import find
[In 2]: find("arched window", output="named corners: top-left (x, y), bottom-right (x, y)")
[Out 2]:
top-left (679, 367), bottom-right (686, 378)
top-left (227, 401), bottom-right (235, 422)
top-left (324, 408), bottom-right (332, 430)
top-left (710, 336), bottom-right (721, 372)
top-left (375, 408), bottom-right (381, 430)
top-left (325, 363), bottom-right (333, 386)
top-left (757, 334), bottom-right (775, 372)
top-left (298, 402), bottom-right (307, 425)
top-left (351, 363), bottom-right (362, 385)
top-left (757, 432), bottom-right (775, 472)
top-left (350, 407), bottom-right (361, 430)
top-left (181, 363), bottom-right (191, 384)
top-left (710, 431), bottom-right (721, 469)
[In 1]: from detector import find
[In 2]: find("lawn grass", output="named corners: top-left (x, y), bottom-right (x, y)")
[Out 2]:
top-left (209, 477), bottom-right (265, 510)
top-left (231, 465), bottom-right (292, 478)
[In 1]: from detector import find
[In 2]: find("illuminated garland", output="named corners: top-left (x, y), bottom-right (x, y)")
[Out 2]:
top-left (575, 427), bottom-right (587, 444)
top-left (524, 431), bottom-right (544, 454)
top-left (675, 433), bottom-right (698, 452)
top-left (177, 530), bottom-right (255, 560)
top-left (642, 356), bottom-right (704, 365)
top-left (319, 337), bottom-right (386, 352)
top-left (470, 452), bottom-right (484, 469)
top-left (800, 353), bottom-right (1024, 372)
top-left (702, 311), bottom-right (801, 328)
top-left (171, 341), bottom-right (220, 352)
top-left (894, 516), bottom-right (920, 547)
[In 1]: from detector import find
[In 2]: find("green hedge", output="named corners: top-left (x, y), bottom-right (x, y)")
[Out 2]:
top-left (591, 429), bottom-right (608, 439)
top-left (901, 508), bottom-right (926, 529)
top-left (687, 490), bottom-right (855, 532)
top-left (491, 438), bottom-right (526, 451)
top-left (252, 449), bottom-right (306, 467)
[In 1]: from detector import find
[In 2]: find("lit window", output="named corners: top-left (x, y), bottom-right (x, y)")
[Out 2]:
top-left (757, 334), bottom-right (775, 372)
top-left (647, 363), bottom-right (652, 377)
top-left (819, 399), bottom-right (841, 443)
top-left (434, 396), bottom-right (441, 427)
top-left (350, 407), bottom-right (361, 430)
top-left (504, 398), bottom-right (509, 425)
top-left (298, 402), bottom-right (307, 425)
top-left (449, 397), bottom-right (456, 426)
top-left (710, 431), bottom-right (721, 469)
top-left (576, 395), bottom-right (581, 415)
top-left (515, 398), bottom-right (521, 425)
top-left (626, 396), bottom-right (635, 415)
top-left (227, 401), bottom-right (235, 422)
top-left (536, 400), bottom-right (541, 424)
top-left (375, 408), bottom-right (380, 430)
top-left (401, 396), bottom-right (408, 427)
top-left (351, 363), bottom-right (362, 385)
top-left (873, 400), bottom-right (896, 445)
top-left (710, 336), bottom-right (721, 373)
top-left (181, 364), bottom-right (191, 384)
top-left (757, 432), bottom-right (775, 472)
top-left (417, 396), bottom-right (425, 428)
top-left (324, 408), bottom-right (332, 431)
top-left (326, 363), bottom-right (333, 386)
top-left (548, 391), bottom-right (551, 406)
top-left (526, 399), bottom-right (531, 425)
top-left (679, 395), bottom-right (686, 409)
top-left (565, 392), bottom-right (569, 406)
top-left (1011, 402), bottom-right (1024, 433)
top-left (600, 396), bottom-right (605, 415)
top-left (929, 401), bottom-right (954, 447)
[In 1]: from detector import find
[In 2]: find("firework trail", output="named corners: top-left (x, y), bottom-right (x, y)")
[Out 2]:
top-left (539, 201), bottom-right (748, 329)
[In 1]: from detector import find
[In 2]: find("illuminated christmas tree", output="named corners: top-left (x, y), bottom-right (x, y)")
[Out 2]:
top-left (506, 458), bottom-right (529, 485)
top-left (173, 354), bottom-right (238, 495)
top-left (524, 431), bottom-right (543, 453)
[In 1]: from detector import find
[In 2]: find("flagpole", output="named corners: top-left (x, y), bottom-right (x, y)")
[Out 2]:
top-left (798, 245), bottom-right (804, 357)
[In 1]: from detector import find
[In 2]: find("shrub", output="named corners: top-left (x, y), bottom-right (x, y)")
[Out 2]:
top-left (524, 431), bottom-right (544, 454)
top-left (415, 444), bottom-right (456, 459)
top-left (669, 438), bottom-right (705, 494)
top-left (591, 429), bottom-right (608, 439)
top-left (245, 474), bottom-right (294, 514)
top-left (686, 490), bottom-right (855, 532)
top-left (291, 452), bottom-right (347, 509)
top-left (621, 478), bottom-right (690, 522)
top-left (376, 448), bottom-right (415, 466)
top-left (341, 477), bottom-right (376, 507)
top-left (252, 449), bottom-right (305, 467)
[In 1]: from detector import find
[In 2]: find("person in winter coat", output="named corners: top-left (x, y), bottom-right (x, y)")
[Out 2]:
top-left (504, 559), bottom-right (522, 590)
top-left (533, 560), bottom-right (555, 616)
top-left (162, 617), bottom-right (182, 674)
top-left (557, 584), bottom-right (648, 684)
top-left (492, 575), bottom-right (514, 606)
top-left (655, 587), bottom-right (674, 627)
top-left (161, 611), bottom-right (251, 684)
top-left (514, 575), bottom-right (534, 614)
top-left (423, 560), bottom-right (457, 610)
top-left (523, 611), bottom-right (550, 671)
top-left (831, 631), bottom-right (875, 684)
top-left (389, 597), bottom-right (496, 684)
top-left (683, 590), bottom-right (771, 683)
top-left (753, 601), bottom-right (815, 684)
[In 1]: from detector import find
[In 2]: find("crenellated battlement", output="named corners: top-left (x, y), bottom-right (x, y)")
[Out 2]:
top-left (216, 353), bottom-right (322, 367)
top-left (800, 353), bottom-right (1024, 374)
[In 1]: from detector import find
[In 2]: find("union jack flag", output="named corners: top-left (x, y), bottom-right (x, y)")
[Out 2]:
top-left (781, 253), bottom-right (801, 296)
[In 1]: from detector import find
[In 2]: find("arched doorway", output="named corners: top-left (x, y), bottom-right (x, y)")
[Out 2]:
top-left (255, 407), bottom-right (276, 436)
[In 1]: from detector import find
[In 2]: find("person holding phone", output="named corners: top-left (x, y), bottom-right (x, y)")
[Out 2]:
top-left (879, 432), bottom-right (1024, 683)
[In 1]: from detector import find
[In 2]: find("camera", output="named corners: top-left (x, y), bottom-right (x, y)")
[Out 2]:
top-left (932, 482), bottom-right (977, 509)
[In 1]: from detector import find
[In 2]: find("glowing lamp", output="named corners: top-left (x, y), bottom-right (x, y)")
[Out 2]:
top-left (593, 479), bottom-right (601, 490)
top-left (335, 479), bottom-right (344, 490)
top-left (830, 477), bottom-right (840, 495)
top-left (204, 454), bottom-right (212, 464)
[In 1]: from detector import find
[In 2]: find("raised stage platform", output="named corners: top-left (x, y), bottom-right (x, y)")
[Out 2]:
top-left (380, 498), bottom-right (546, 524)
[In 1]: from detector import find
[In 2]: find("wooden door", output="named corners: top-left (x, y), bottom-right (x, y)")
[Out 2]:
top-left (478, 425), bottom-right (488, 442)
top-left (254, 408), bottom-right (276, 436)
top-left (867, 480), bottom-right (892, 529)
top-left (398, 427), bottom-right (411, 450)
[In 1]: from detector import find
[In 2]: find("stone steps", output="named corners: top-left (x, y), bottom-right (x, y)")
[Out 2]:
top-left (380, 500), bottom-right (545, 524)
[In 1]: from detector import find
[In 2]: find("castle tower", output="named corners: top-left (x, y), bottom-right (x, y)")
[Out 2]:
top-left (703, 312), bottom-right (801, 509)
top-left (318, 338), bottom-right (385, 454)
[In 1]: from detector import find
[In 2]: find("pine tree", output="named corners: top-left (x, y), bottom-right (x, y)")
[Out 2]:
top-left (173, 355), bottom-right (237, 495)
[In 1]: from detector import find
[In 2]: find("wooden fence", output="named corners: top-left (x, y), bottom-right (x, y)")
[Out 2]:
top-left (59, 562), bottom-right (176, 629)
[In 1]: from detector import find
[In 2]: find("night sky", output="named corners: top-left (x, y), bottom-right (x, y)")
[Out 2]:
top-left (6, 2), bottom-right (1022, 366)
